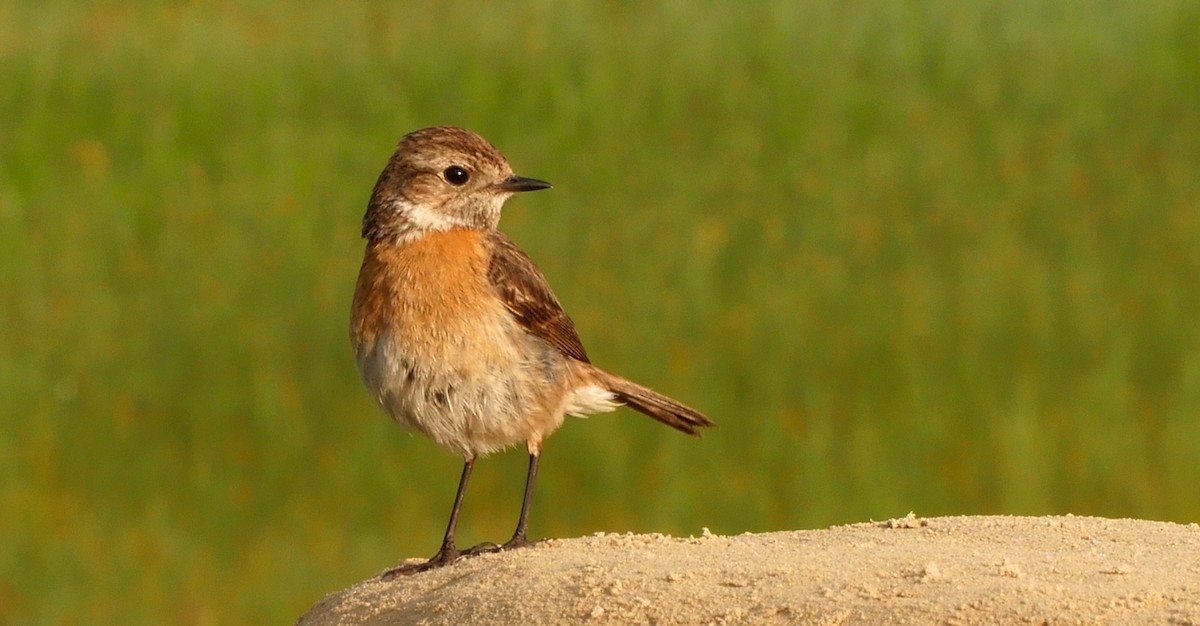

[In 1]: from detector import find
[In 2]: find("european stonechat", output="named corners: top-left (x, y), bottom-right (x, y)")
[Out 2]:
top-left (349, 126), bottom-right (714, 577)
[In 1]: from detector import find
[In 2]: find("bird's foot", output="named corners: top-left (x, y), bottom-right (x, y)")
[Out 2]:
top-left (461, 541), bottom-right (501, 556)
top-left (460, 535), bottom-right (539, 557)
top-left (499, 527), bottom-right (542, 549)
top-left (379, 544), bottom-right (461, 580)
top-left (381, 536), bottom-right (541, 579)
top-left (501, 533), bottom-right (540, 551)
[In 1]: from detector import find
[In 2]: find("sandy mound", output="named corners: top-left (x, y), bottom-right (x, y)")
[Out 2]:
top-left (297, 515), bottom-right (1200, 625)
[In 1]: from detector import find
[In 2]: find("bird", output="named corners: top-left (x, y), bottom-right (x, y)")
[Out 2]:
top-left (349, 126), bottom-right (714, 577)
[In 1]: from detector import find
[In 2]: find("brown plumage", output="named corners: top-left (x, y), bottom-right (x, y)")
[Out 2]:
top-left (485, 230), bottom-right (592, 364)
top-left (349, 126), bottom-right (714, 577)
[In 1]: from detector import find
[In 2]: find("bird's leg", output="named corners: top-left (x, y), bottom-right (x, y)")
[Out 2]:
top-left (463, 452), bottom-right (540, 556)
top-left (381, 457), bottom-right (475, 579)
top-left (502, 452), bottom-right (540, 550)
top-left (462, 451), bottom-right (541, 557)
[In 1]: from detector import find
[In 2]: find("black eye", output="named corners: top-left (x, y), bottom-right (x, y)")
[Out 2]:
top-left (443, 166), bottom-right (470, 186)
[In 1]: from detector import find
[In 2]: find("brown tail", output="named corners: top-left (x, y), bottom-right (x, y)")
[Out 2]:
top-left (592, 368), bottom-right (715, 437)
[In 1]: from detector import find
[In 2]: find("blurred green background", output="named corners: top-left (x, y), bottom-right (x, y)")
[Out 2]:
top-left (2, 0), bottom-right (1199, 623)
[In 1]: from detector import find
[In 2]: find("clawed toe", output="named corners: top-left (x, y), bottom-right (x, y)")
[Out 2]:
top-left (464, 535), bottom-right (541, 556)
top-left (379, 536), bottom-right (543, 580)
top-left (380, 546), bottom-right (461, 580)
top-left (462, 541), bottom-right (501, 556)
top-left (501, 535), bottom-right (539, 551)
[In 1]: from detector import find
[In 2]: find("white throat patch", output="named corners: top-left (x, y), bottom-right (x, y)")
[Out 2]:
top-left (402, 198), bottom-right (459, 231)
top-left (392, 198), bottom-right (463, 243)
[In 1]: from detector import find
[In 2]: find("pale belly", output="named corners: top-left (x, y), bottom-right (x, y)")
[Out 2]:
top-left (355, 319), bottom-right (573, 458)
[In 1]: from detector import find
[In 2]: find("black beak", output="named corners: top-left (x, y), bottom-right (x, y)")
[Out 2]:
top-left (496, 175), bottom-right (552, 193)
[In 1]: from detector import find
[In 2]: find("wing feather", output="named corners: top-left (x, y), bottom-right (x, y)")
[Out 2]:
top-left (486, 231), bottom-right (591, 363)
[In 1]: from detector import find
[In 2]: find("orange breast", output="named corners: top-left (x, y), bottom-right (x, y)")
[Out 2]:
top-left (350, 228), bottom-right (511, 367)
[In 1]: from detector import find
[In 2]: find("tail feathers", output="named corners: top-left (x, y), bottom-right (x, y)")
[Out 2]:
top-left (592, 368), bottom-right (715, 437)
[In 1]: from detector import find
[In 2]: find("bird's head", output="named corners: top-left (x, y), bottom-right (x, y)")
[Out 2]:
top-left (362, 126), bottom-right (551, 241)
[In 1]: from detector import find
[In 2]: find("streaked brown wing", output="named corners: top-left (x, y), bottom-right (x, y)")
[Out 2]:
top-left (486, 231), bottom-right (591, 363)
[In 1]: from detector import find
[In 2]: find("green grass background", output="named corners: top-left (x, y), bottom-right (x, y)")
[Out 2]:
top-left (2, 0), bottom-right (1199, 623)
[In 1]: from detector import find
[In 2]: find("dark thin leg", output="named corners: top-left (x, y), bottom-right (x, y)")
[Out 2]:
top-left (381, 457), bottom-right (475, 579)
top-left (462, 452), bottom-right (540, 557)
top-left (503, 452), bottom-right (540, 550)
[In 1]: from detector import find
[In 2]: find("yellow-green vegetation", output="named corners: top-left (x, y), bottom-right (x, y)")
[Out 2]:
top-left (2, 1), bottom-right (1198, 623)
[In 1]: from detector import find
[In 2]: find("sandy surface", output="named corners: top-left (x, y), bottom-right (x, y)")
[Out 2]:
top-left (297, 514), bottom-right (1200, 625)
